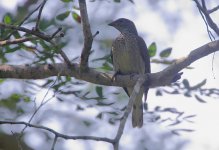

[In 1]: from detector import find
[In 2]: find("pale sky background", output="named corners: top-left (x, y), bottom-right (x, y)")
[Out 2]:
top-left (0, 0), bottom-right (219, 150)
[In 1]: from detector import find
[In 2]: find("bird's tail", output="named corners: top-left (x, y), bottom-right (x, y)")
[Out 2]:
top-left (127, 87), bottom-right (144, 128)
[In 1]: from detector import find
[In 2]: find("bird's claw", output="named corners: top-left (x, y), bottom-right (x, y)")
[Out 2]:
top-left (111, 71), bottom-right (119, 82)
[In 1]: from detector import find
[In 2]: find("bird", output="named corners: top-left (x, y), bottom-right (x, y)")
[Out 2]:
top-left (109, 18), bottom-right (151, 128)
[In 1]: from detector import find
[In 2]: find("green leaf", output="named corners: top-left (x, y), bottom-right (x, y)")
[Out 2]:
top-left (3, 14), bottom-right (12, 24)
top-left (17, 108), bottom-right (24, 114)
top-left (105, 111), bottom-right (119, 116)
top-left (73, 6), bottom-right (80, 10)
top-left (0, 94), bottom-right (21, 110)
top-left (100, 62), bottom-right (113, 71)
top-left (56, 11), bottom-right (70, 21)
top-left (12, 30), bottom-right (21, 39)
top-left (0, 79), bottom-right (5, 84)
top-left (159, 47), bottom-right (172, 58)
top-left (96, 102), bottom-right (114, 106)
top-left (194, 94), bottom-right (206, 103)
top-left (83, 120), bottom-right (91, 127)
top-left (10, 94), bottom-right (22, 102)
top-left (23, 97), bottom-right (31, 103)
top-left (92, 54), bottom-right (111, 62)
top-left (128, 0), bottom-right (134, 3)
top-left (53, 81), bottom-right (67, 91)
top-left (61, 0), bottom-right (73, 2)
top-left (5, 46), bottom-right (21, 53)
top-left (0, 49), bottom-right (8, 63)
top-left (148, 42), bottom-right (157, 57)
top-left (65, 76), bottom-right (71, 81)
top-left (95, 86), bottom-right (103, 98)
top-left (39, 19), bottom-right (55, 30)
top-left (96, 113), bottom-right (103, 119)
top-left (39, 40), bottom-right (51, 51)
top-left (76, 105), bottom-right (84, 111)
top-left (72, 12), bottom-right (81, 23)
top-left (182, 79), bottom-right (190, 89)
top-left (156, 90), bottom-right (162, 96)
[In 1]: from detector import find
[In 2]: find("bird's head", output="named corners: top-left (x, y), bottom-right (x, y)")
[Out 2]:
top-left (108, 18), bottom-right (138, 35)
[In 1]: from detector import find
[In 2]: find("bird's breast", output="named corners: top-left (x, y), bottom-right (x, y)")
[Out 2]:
top-left (112, 35), bottom-right (145, 74)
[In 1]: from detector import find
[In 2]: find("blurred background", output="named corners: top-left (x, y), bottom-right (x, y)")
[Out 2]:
top-left (0, 0), bottom-right (219, 150)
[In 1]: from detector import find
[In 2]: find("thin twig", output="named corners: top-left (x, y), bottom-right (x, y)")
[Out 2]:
top-left (193, 0), bottom-right (219, 35)
top-left (50, 27), bottom-right (62, 40)
top-left (211, 52), bottom-right (216, 79)
top-left (0, 36), bottom-right (38, 46)
top-left (0, 23), bottom-right (51, 41)
top-left (208, 5), bottom-right (219, 14)
top-left (50, 41), bottom-right (73, 67)
top-left (197, 6), bottom-right (214, 41)
top-left (20, 77), bottom-right (58, 138)
top-left (92, 31), bottom-right (99, 38)
top-left (4, 3), bottom-right (43, 40)
top-left (0, 23), bottom-right (71, 67)
top-left (51, 136), bottom-right (58, 150)
top-left (193, 0), bottom-right (218, 79)
top-left (35, 0), bottom-right (48, 30)
top-left (0, 121), bottom-right (114, 143)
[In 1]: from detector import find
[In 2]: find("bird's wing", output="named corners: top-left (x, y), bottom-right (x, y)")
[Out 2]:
top-left (137, 36), bottom-right (151, 74)
top-left (137, 36), bottom-right (151, 102)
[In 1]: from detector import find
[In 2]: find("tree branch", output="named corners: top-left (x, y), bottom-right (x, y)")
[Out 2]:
top-left (0, 77), bottom-right (146, 150)
top-left (0, 40), bottom-right (218, 87)
top-left (79, 0), bottom-right (93, 70)
top-left (208, 5), bottom-right (219, 14)
top-left (113, 77), bottom-right (146, 150)
top-left (193, 0), bottom-right (219, 35)
top-left (0, 121), bottom-right (114, 143)
top-left (35, 0), bottom-right (47, 31)
top-left (51, 136), bottom-right (58, 150)
top-left (0, 36), bottom-right (38, 46)
top-left (3, 2), bottom-right (43, 40)
top-left (0, 23), bottom-right (51, 41)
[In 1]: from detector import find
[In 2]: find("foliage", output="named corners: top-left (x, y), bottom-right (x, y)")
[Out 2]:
top-left (0, 0), bottom-right (218, 150)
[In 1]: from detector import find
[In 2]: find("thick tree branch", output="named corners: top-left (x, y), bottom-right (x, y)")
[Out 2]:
top-left (79, 0), bottom-right (93, 70)
top-left (0, 40), bottom-right (218, 88)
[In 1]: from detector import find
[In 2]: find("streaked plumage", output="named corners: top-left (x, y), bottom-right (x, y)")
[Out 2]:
top-left (109, 18), bottom-right (151, 128)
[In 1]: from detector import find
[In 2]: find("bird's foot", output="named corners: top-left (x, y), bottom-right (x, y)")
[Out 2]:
top-left (111, 71), bottom-right (120, 82)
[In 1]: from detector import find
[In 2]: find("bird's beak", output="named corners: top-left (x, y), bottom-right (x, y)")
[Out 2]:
top-left (108, 21), bottom-right (114, 26)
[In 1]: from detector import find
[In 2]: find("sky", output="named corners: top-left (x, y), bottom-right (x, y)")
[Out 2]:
top-left (0, 0), bottom-right (219, 150)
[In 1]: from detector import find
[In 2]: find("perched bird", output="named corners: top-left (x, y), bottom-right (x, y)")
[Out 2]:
top-left (109, 18), bottom-right (151, 128)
